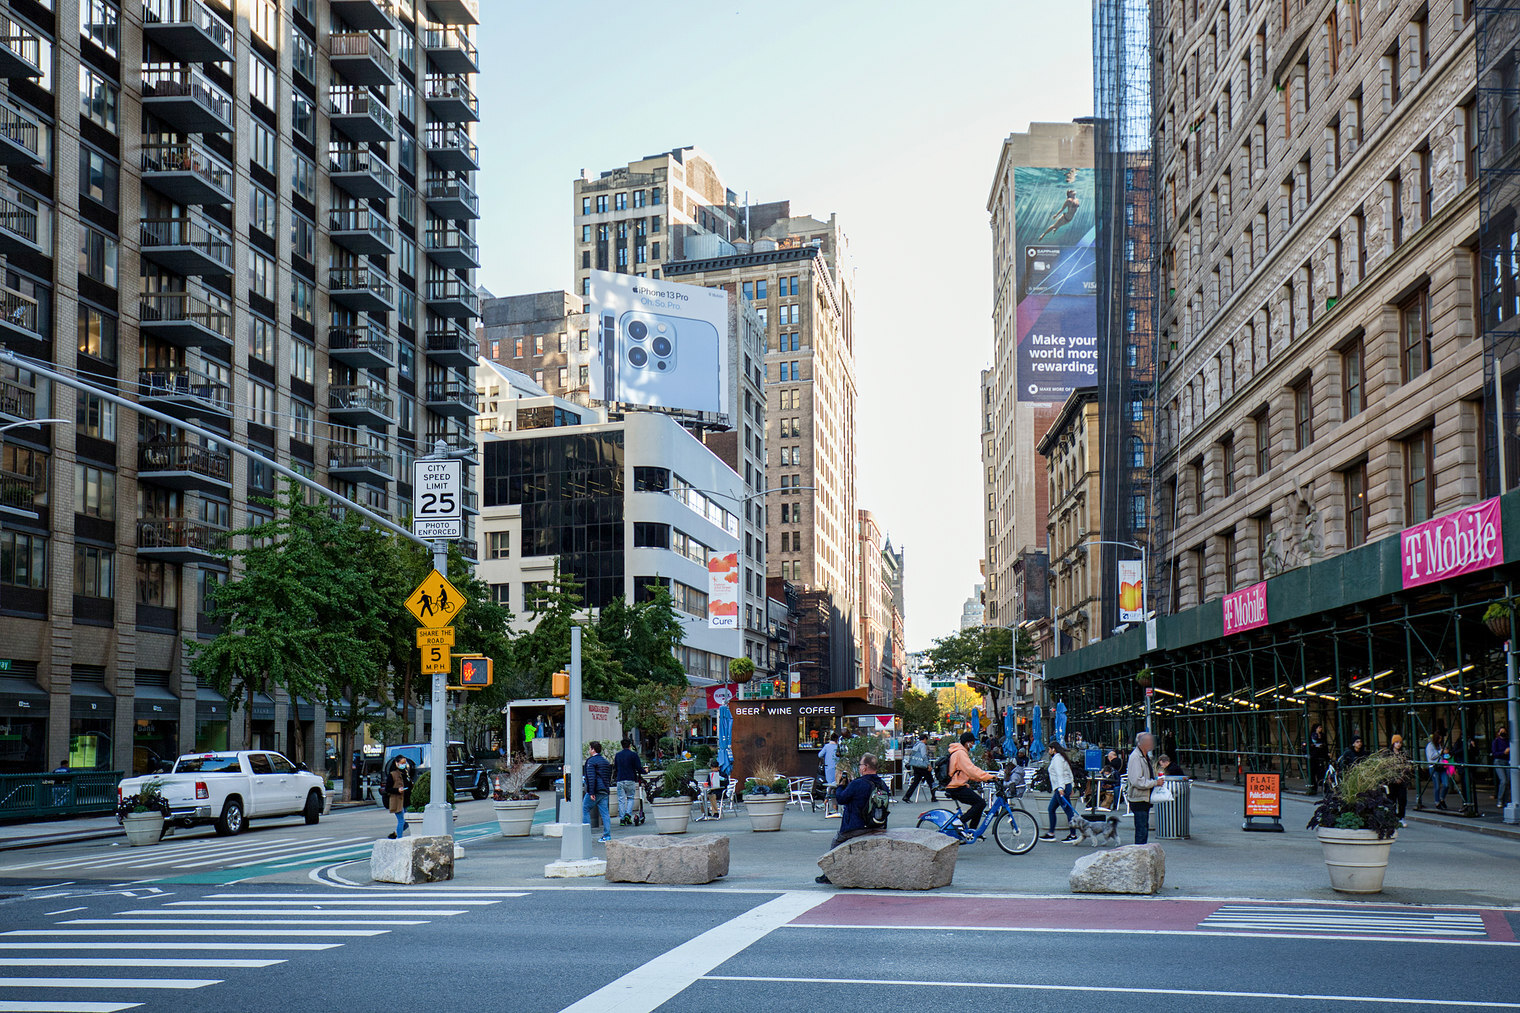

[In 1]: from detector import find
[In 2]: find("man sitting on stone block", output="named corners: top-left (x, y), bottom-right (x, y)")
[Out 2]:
top-left (816, 752), bottom-right (891, 884)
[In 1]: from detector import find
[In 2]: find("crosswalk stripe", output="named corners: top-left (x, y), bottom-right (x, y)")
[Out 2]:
top-left (117, 907), bottom-right (469, 916)
top-left (1199, 906), bottom-right (1488, 937)
top-left (0, 835), bottom-right (350, 871)
top-left (0, 960), bottom-right (282, 969)
top-left (0, 944), bottom-right (338, 952)
top-left (4, 930), bottom-right (389, 937)
top-left (66, 919), bottom-right (427, 927)
top-left (0, 1003), bottom-right (141, 1012)
top-left (204, 891), bottom-right (528, 898)
top-left (165, 898), bottom-right (498, 906)
top-left (0, 978), bottom-right (218, 990)
top-left (170, 838), bottom-right (379, 870)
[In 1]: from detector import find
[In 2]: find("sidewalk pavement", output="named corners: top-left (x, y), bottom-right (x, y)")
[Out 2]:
top-left (319, 779), bottom-right (1520, 906)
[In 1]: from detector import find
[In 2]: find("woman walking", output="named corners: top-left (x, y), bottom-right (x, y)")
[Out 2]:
top-left (1389, 735), bottom-right (1410, 827)
top-left (383, 755), bottom-right (412, 839)
top-left (1041, 742), bottom-right (1078, 842)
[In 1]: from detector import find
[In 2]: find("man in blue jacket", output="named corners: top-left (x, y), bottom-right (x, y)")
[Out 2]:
top-left (815, 753), bottom-right (890, 884)
top-left (582, 740), bottom-right (614, 843)
top-left (612, 739), bottom-right (646, 826)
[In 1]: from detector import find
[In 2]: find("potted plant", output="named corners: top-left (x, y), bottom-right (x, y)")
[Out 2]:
top-left (323, 777), bottom-right (336, 815)
top-left (405, 770), bottom-right (455, 829)
top-left (649, 761), bottom-right (696, 834)
top-left (1484, 600), bottom-right (1514, 639)
top-left (1307, 749), bottom-right (1411, 893)
top-left (742, 763), bottom-right (790, 831)
top-left (728, 657), bottom-right (756, 684)
top-left (118, 779), bottom-right (169, 847)
top-left (1134, 667), bottom-right (1153, 687)
top-left (490, 755), bottom-right (541, 837)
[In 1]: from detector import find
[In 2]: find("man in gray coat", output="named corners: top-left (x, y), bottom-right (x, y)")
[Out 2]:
top-left (1126, 731), bottom-right (1160, 844)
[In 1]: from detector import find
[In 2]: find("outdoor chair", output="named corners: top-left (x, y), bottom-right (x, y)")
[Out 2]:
top-left (788, 777), bottom-right (814, 810)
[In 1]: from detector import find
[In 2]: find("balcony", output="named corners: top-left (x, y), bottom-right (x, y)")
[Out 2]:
top-left (423, 174), bottom-right (478, 220)
top-left (425, 277), bottom-right (478, 319)
top-left (0, 464), bottom-right (40, 517)
top-left (136, 517), bottom-right (225, 564)
top-left (140, 215), bottom-right (234, 276)
top-left (331, 0), bottom-right (394, 30)
top-left (141, 64), bottom-right (235, 133)
top-left (424, 125), bottom-right (477, 171)
top-left (329, 86), bottom-right (395, 142)
top-left (329, 206), bottom-right (395, 257)
top-left (0, 281), bottom-right (39, 341)
top-left (424, 380), bottom-right (477, 419)
top-left (137, 440), bottom-right (231, 493)
top-left (424, 223), bottom-right (478, 269)
top-left (423, 75), bottom-right (478, 122)
top-left (139, 367), bottom-right (232, 419)
top-left (0, 373), bottom-right (33, 423)
top-left (423, 26), bottom-right (477, 74)
top-left (0, 192), bottom-right (38, 255)
top-left (326, 442), bottom-right (394, 484)
top-left (328, 385), bottom-right (396, 429)
top-left (141, 140), bottom-right (234, 204)
top-left (138, 290), bottom-right (232, 352)
top-left (328, 265), bottom-right (395, 313)
top-left (425, 0), bottom-right (479, 25)
top-left (456, 537), bottom-right (478, 561)
top-left (0, 14), bottom-right (42, 78)
top-left (461, 487), bottom-right (478, 515)
top-left (424, 322), bottom-right (478, 369)
top-left (329, 32), bottom-right (395, 87)
top-left (329, 146), bottom-right (397, 199)
top-left (141, 0), bottom-right (234, 63)
top-left (0, 103), bottom-right (40, 166)
top-left (329, 316), bottom-right (396, 371)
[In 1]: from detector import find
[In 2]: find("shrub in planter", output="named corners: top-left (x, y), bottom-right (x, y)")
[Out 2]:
top-left (728, 657), bottom-right (756, 684)
top-left (490, 755), bottom-right (539, 802)
top-left (1306, 750), bottom-right (1410, 839)
top-left (742, 763), bottom-right (789, 797)
top-left (117, 779), bottom-right (170, 821)
top-left (658, 736), bottom-right (680, 758)
top-left (659, 761), bottom-right (698, 799)
top-left (692, 745), bottom-right (717, 769)
top-left (406, 770), bottom-right (456, 813)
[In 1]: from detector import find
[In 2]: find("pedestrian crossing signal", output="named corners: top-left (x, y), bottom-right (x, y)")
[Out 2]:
top-left (551, 670), bottom-right (569, 698)
top-left (457, 655), bottom-right (492, 689)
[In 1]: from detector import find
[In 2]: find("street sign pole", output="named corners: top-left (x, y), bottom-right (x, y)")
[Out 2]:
top-left (415, 439), bottom-right (463, 840)
top-left (560, 625), bottom-right (593, 860)
top-left (422, 533), bottom-right (453, 838)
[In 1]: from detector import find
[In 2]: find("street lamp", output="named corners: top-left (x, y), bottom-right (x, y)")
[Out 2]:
top-left (0, 417), bottom-right (68, 436)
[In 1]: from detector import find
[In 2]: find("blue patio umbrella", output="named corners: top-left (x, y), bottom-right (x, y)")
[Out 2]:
top-left (1031, 704), bottom-right (1044, 758)
top-left (971, 707), bottom-right (981, 740)
top-left (1054, 700), bottom-right (1068, 746)
top-left (716, 702), bottom-right (733, 776)
top-left (1004, 704), bottom-right (1015, 745)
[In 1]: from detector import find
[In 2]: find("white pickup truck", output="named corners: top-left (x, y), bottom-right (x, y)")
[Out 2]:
top-left (117, 750), bottom-right (326, 837)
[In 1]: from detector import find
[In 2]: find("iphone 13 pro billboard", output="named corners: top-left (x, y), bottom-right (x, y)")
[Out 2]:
top-left (588, 269), bottom-right (730, 416)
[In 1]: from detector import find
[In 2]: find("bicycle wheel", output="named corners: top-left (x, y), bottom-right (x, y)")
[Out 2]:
top-left (991, 806), bottom-right (1040, 855)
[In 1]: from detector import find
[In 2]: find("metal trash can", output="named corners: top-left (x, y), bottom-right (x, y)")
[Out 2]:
top-left (1156, 776), bottom-right (1191, 839)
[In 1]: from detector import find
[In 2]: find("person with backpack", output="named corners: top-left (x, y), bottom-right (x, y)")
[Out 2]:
top-left (1040, 742), bottom-right (1079, 842)
top-left (381, 755), bottom-right (412, 840)
top-left (902, 735), bottom-right (935, 803)
top-left (815, 752), bottom-right (892, 884)
top-left (582, 740), bottom-right (614, 844)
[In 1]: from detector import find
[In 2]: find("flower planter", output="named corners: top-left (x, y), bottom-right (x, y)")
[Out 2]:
top-left (744, 794), bottom-right (788, 832)
top-left (1486, 615), bottom-right (1512, 639)
top-left (1317, 826), bottom-right (1395, 893)
top-left (493, 798), bottom-right (540, 837)
top-left (648, 797), bottom-right (692, 835)
top-left (323, 790), bottom-right (335, 815)
top-left (122, 812), bottom-right (165, 847)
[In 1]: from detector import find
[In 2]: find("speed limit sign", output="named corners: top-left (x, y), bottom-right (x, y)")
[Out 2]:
top-left (413, 459), bottom-right (462, 539)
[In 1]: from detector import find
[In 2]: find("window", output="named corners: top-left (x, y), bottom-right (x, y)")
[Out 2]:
top-left (1293, 378), bottom-right (1313, 449)
top-left (1342, 335), bottom-right (1365, 419)
top-left (74, 463), bottom-right (115, 519)
top-left (291, 277), bottom-right (314, 325)
top-left (614, 192), bottom-right (627, 211)
top-left (290, 399), bottom-right (313, 442)
top-left (291, 93), bottom-right (314, 142)
top-left (291, 213), bottom-right (315, 262)
top-left (77, 305), bottom-right (117, 362)
top-left (249, 185), bottom-right (276, 237)
top-left (1390, 172), bottom-right (1403, 247)
top-left (251, 122), bottom-right (278, 174)
top-left (1221, 436), bottom-right (1236, 495)
top-left (1344, 461), bottom-right (1368, 547)
top-left (1400, 287), bottom-right (1431, 382)
top-left (1418, 144), bottom-right (1432, 223)
top-left (251, 316), bottom-right (275, 364)
top-left (578, 365), bottom-right (589, 387)
top-left (74, 544), bottom-right (114, 598)
top-left (1404, 428), bottom-right (1434, 524)
top-left (1222, 530), bottom-right (1238, 593)
top-left (0, 530), bottom-right (46, 588)
top-left (595, 195), bottom-right (607, 213)
top-left (250, 54), bottom-right (276, 109)
top-left (78, 226), bottom-right (118, 287)
top-left (578, 329), bottom-right (589, 351)
top-left (292, 31), bottom-right (316, 81)
top-left (136, 560), bottom-right (178, 609)
top-left (557, 366), bottom-right (567, 389)
top-left (291, 337), bottom-right (315, 383)
top-left (78, 146), bottom-right (118, 209)
top-left (80, 0), bottom-right (119, 56)
top-left (1465, 99), bottom-right (1479, 184)
top-left (78, 66), bottom-right (118, 133)
top-left (633, 522), bottom-right (670, 549)
top-left (76, 393), bottom-right (115, 441)
top-left (1254, 410), bottom-right (1271, 474)
top-left (249, 249), bottom-right (275, 301)
top-left (485, 531), bottom-right (511, 559)
top-left (1387, 41), bottom-right (1402, 107)
top-left (1191, 458), bottom-right (1204, 514)
top-left (248, 380), bottom-right (274, 427)
top-left (292, 152), bottom-right (315, 202)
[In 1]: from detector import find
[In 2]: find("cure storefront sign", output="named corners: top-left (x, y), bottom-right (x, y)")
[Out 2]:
top-left (1400, 496), bottom-right (1503, 590)
top-left (1221, 580), bottom-right (1268, 636)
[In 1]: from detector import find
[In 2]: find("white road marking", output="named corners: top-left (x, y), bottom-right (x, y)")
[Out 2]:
top-left (65, 919), bottom-right (427, 927)
top-left (40, 909), bottom-right (83, 916)
top-left (0, 978), bottom-right (218, 990)
top-left (0, 943), bottom-right (338, 952)
top-left (204, 891), bottom-right (527, 899)
top-left (114, 907), bottom-right (468, 916)
top-left (0, 1003), bottom-right (141, 1012)
top-left (702, 976), bottom-right (1520, 1007)
top-left (560, 892), bottom-right (830, 1013)
top-left (165, 898), bottom-right (498, 906)
top-left (0, 959), bottom-right (282, 969)
top-left (4, 930), bottom-right (388, 937)
top-left (779, 923), bottom-right (1519, 947)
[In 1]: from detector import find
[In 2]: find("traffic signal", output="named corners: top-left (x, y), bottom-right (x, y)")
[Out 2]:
top-left (772, 678), bottom-right (784, 696)
top-left (551, 670), bottom-right (569, 698)
top-left (458, 655), bottom-right (492, 689)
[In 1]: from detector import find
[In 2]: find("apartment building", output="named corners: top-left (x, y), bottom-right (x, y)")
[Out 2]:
top-left (1036, 386), bottom-right (1102, 652)
top-left (0, 0), bottom-right (482, 775)
top-left (478, 289), bottom-right (590, 402)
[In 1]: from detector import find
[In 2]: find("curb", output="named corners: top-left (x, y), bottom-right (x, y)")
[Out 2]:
top-left (1190, 779), bottom-right (1520, 841)
top-left (0, 829), bottom-right (122, 852)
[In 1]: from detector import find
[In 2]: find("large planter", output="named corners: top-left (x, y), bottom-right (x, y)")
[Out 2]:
top-left (1317, 826), bottom-right (1395, 893)
top-left (493, 798), bottom-right (540, 837)
top-left (745, 794), bottom-right (788, 832)
top-left (404, 811), bottom-right (425, 830)
top-left (323, 790), bottom-right (335, 815)
top-left (122, 812), bottom-right (164, 847)
top-left (648, 797), bottom-right (692, 835)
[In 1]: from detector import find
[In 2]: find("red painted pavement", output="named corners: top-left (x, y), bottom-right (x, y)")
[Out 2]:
top-left (793, 894), bottom-right (1222, 931)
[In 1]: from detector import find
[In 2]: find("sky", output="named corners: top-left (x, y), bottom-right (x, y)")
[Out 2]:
top-left (473, 1), bottom-right (1095, 651)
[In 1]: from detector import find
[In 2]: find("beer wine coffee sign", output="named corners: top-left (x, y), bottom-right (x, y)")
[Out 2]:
top-left (1400, 497), bottom-right (1503, 590)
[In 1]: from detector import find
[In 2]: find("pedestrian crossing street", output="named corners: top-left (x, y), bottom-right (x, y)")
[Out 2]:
top-left (0, 886), bottom-right (527, 1012)
top-left (1198, 904), bottom-right (1490, 938)
top-left (0, 821), bottom-right (509, 882)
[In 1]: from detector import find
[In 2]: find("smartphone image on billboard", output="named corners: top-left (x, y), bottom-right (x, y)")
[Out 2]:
top-left (616, 309), bottom-right (722, 413)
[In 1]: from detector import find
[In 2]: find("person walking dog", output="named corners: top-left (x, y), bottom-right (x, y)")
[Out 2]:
top-left (1041, 742), bottom-right (1078, 842)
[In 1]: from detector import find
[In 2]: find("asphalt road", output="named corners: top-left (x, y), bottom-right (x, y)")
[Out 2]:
top-left (0, 881), bottom-right (1515, 1012)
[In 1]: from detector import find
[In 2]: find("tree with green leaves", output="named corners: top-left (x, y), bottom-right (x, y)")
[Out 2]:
top-left (892, 686), bottom-right (941, 732)
top-left (509, 564), bottom-right (622, 699)
top-left (595, 583), bottom-right (687, 688)
top-left (617, 680), bottom-right (689, 754)
top-left (923, 625), bottom-right (1038, 717)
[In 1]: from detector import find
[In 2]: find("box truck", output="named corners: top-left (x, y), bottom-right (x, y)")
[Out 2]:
top-left (504, 698), bottom-right (622, 790)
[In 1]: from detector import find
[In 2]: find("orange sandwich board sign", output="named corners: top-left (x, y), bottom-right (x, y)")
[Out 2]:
top-left (405, 569), bottom-right (464, 629)
top-left (1242, 770), bottom-right (1284, 832)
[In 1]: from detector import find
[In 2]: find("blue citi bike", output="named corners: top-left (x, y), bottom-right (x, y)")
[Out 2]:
top-left (916, 777), bottom-right (1040, 854)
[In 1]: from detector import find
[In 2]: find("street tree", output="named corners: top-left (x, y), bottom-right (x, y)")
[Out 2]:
top-left (923, 625), bottom-right (1037, 716)
top-left (595, 584), bottom-right (687, 688)
top-left (510, 564), bottom-right (621, 699)
top-left (892, 686), bottom-right (941, 732)
top-left (617, 680), bottom-right (689, 754)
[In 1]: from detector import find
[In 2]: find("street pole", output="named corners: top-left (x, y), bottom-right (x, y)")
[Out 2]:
top-left (1507, 637), bottom-right (1518, 825)
top-left (421, 532), bottom-right (453, 838)
top-left (560, 625), bottom-right (592, 860)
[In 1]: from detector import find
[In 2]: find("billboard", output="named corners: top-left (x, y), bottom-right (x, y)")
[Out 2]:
top-left (588, 269), bottom-right (730, 415)
top-left (707, 551), bottom-right (739, 629)
top-left (1116, 557), bottom-right (1145, 623)
top-left (1013, 167), bottom-right (1098, 402)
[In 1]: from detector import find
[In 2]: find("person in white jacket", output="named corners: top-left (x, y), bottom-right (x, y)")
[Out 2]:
top-left (1041, 742), bottom-right (1079, 842)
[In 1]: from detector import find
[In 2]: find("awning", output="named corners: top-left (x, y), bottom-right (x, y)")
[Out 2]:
top-left (0, 676), bottom-right (47, 718)
top-left (196, 684), bottom-right (228, 720)
top-left (69, 681), bottom-right (113, 716)
top-left (133, 685), bottom-right (180, 718)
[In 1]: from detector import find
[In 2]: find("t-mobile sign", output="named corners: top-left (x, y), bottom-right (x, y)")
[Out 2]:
top-left (1401, 497), bottom-right (1504, 589)
top-left (1222, 581), bottom-right (1268, 636)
